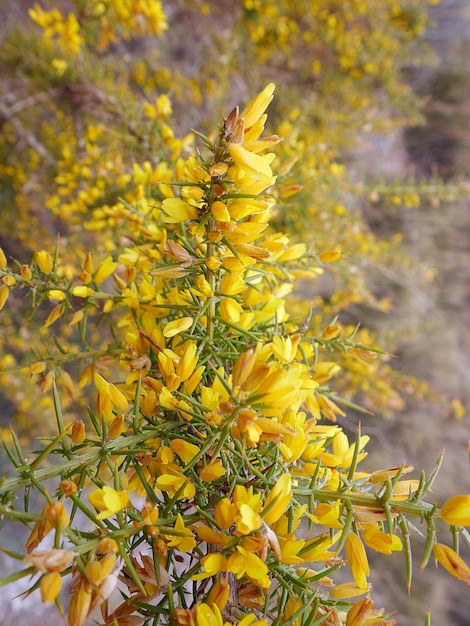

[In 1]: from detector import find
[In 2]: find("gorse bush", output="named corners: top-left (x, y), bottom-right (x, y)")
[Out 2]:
top-left (1, 2), bottom-right (469, 626)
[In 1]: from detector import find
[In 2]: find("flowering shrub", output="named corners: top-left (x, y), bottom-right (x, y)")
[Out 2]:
top-left (1, 78), bottom-right (470, 626)
top-left (1, 2), bottom-right (469, 626)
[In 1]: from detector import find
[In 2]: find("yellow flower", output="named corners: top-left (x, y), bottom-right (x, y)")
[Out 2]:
top-left (228, 144), bottom-right (273, 179)
top-left (329, 581), bottom-right (371, 599)
top-left (35, 250), bottom-right (53, 273)
top-left (165, 514), bottom-right (197, 553)
top-left (94, 373), bottom-right (128, 420)
top-left (271, 335), bottom-right (300, 363)
top-left (199, 459), bottom-right (226, 482)
top-left (236, 503), bottom-right (263, 535)
top-left (156, 473), bottom-right (196, 500)
top-left (68, 580), bottom-right (92, 626)
top-left (94, 255), bottom-right (117, 284)
top-left (88, 485), bottom-right (129, 520)
top-left (40, 571), bottom-right (62, 604)
top-left (361, 524), bottom-right (402, 555)
top-left (215, 498), bottom-right (236, 530)
top-left (163, 317), bottom-right (193, 338)
top-left (345, 533), bottom-right (370, 590)
top-left (207, 578), bottom-right (230, 611)
top-left (170, 438), bottom-right (200, 464)
top-left (219, 297), bottom-right (243, 322)
top-left (161, 198), bottom-right (198, 223)
top-left (241, 82), bottom-right (275, 129)
top-left (308, 500), bottom-right (343, 529)
top-left (262, 473), bottom-right (292, 525)
top-left (0, 285), bottom-right (10, 310)
top-left (433, 543), bottom-right (470, 585)
top-left (227, 546), bottom-right (270, 588)
top-left (193, 553), bottom-right (228, 581)
top-left (195, 603), bottom-right (224, 626)
top-left (0, 247), bottom-right (7, 268)
top-left (441, 494), bottom-right (470, 526)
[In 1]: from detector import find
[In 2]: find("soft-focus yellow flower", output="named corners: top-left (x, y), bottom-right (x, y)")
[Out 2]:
top-left (0, 285), bottom-right (10, 310)
top-left (35, 250), bottom-right (53, 273)
top-left (441, 494), bottom-right (470, 526)
top-left (88, 485), bottom-right (129, 520)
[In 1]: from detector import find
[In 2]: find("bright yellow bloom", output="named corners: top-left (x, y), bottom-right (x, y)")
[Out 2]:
top-left (0, 247), bottom-right (6, 268)
top-left (345, 533), bottom-right (370, 590)
top-left (262, 473), bottom-right (292, 525)
top-left (88, 485), bottom-right (129, 520)
top-left (195, 603), bottom-right (224, 626)
top-left (215, 498), bottom-right (236, 530)
top-left (35, 250), bottom-right (53, 273)
top-left (228, 144), bottom-right (273, 179)
top-left (156, 473), bottom-right (196, 500)
top-left (94, 255), bottom-right (117, 284)
top-left (241, 82), bottom-right (275, 129)
top-left (199, 459), bottom-right (226, 482)
top-left (219, 297), bottom-right (243, 322)
top-left (165, 514), bottom-right (197, 553)
top-left (94, 373), bottom-right (128, 420)
top-left (362, 524), bottom-right (402, 555)
top-left (193, 553), bottom-right (228, 581)
top-left (227, 546), bottom-right (270, 588)
top-left (161, 198), bottom-right (198, 223)
top-left (163, 317), bottom-right (193, 337)
top-left (271, 335), bottom-right (300, 363)
top-left (170, 438), bottom-right (200, 463)
top-left (441, 494), bottom-right (470, 526)
top-left (236, 503), bottom-right (263, 535)
top-left (308, 500), bottom-right (343, 529)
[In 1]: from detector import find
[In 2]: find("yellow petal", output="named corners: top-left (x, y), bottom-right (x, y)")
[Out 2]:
top-left (441, 494), bottom-right (470, 526)
top-left (228, 143), bottom-right (273, 179)
top-left (163, 317), bottom-right (193, 338)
